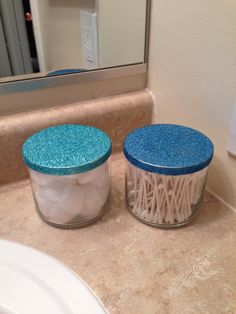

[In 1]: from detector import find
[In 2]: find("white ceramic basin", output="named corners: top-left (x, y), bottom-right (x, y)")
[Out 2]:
top-left (0, 240), bottom-right (108, 314)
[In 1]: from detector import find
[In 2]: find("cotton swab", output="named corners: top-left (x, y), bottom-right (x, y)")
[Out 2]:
top-left (126, 163), bottom-right (208, 226)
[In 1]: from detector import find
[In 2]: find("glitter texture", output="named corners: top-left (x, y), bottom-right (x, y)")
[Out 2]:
top-left (123, 124), bottom-right (214, 175)
top-left (22, 124), bottom-right (112, 175)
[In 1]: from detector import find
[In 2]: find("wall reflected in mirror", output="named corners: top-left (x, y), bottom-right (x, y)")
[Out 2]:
top-left (0, 0), bottom-right (147, 83)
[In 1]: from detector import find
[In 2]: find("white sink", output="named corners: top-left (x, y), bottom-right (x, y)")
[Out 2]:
top-left (0, 240), bottom-right (108, 314)
top-left (0, 304), bottom-right (17, 314)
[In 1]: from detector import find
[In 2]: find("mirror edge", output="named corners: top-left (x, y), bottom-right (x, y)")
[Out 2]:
top-left (0, 64), bottom-right (147, 94)
top-left (0, 0), bottom-right (151, 95)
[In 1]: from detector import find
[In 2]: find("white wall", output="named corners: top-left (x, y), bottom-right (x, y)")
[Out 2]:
top-left (31, 0), bottom-right (95, 72)
top-left (48, 0), bottom-right (95, 70)
top-left (31, 0), bottom-right (146, 71)
top-left (149, 1), bottom-right (236, 208)
top-left (97, 0), bottom-right (146, 68)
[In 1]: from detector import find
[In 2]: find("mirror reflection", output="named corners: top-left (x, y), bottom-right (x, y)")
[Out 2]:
top-left (0, 0), bottom-right (147, 82)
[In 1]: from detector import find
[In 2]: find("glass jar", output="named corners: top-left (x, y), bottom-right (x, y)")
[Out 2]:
top-left (22, 124), bottom-right (112, 228)
top-left (126, 162), bottom-right (208, 227)
top-left (124, 124), bottom-right (214, 228)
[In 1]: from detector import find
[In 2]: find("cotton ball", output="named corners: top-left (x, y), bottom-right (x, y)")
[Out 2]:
top-left (81, 184), bottom-right (108, 220)
top-left (47, 204), bottom-right (80, 224)
top-left (33, 187), bottom-right (55, 219)
top-left (29, 169), bottom-right (77, 186)
top-left (98, 178), bottom-right (110, 201)
top-left (91, 170), bottom-right (110, 190)
top-left (29, 170), bottom-right (53, 186)
top-left (77, 169), bottom-right (98, 184)
top-left (33, 180), bottom-right (80, 223)
top-left (35, 181), bottom-right (70, 203)
top-left (59, 174), bottom-right (78, 184)
top-left (77, 162), bottom-right (109, 184)
top-left (30, 163), bottom-right (110, 225)
top-left (56, 184), bottom-right (85, 219)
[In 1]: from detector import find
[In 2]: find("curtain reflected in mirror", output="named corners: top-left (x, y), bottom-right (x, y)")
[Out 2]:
top-left (0, 0), bottom-right (147, 82)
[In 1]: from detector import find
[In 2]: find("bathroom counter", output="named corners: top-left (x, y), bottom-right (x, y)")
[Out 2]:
top-left (0, 154), bottom-right (236, 313)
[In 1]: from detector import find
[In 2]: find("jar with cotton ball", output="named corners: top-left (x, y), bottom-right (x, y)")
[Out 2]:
top-left (22, 124), bottom-right (111, 228)
top-left (124, 124), bottom-right (214, 228)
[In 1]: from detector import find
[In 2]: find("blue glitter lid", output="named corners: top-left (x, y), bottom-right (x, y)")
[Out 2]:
top-left (123, 124), bottom-right (214, 175)
top-left (22, 124), bottom-right (112, 175)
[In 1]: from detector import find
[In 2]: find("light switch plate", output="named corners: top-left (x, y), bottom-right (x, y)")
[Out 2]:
top-left (80, 11), bottom-right (99, 69)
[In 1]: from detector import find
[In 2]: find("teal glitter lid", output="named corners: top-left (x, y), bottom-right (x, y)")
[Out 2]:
top-left (22, 124), bottom-right (112, 175)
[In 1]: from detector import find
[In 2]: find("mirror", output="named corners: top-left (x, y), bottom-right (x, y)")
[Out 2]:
top-left (0, 0), bottom-right (148, 83)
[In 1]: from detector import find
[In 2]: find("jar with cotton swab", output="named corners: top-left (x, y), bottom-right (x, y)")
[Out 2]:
top-left (123, 124), bottom-right (214, 228)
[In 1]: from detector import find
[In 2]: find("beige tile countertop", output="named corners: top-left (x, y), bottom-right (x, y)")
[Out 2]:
top-left (0, 154), bottom-right (236, 314)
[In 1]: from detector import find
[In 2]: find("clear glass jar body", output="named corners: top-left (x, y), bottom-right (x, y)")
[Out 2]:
top-left (28, 160), bottom-right (110, 228)
top-left (125, 161), bottom-right (208, 228)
